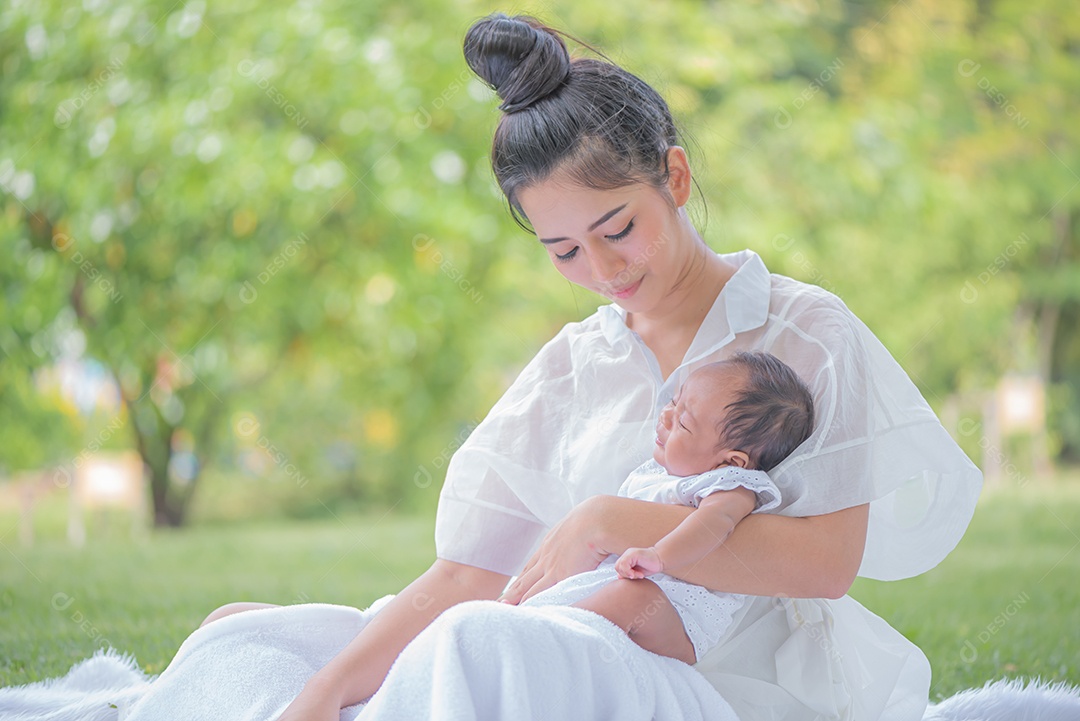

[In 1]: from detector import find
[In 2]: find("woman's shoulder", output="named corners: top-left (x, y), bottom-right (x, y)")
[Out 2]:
top-left (532, 305), bottom-right (628, 361)
top-left (769, 271), bottom-right (847, 314)
top-left (503, 306), bottom-right (621, 385)
top-left (716, 247), bottom-right (849, 324)
top-left (766, 272), bottom-right (867, 338)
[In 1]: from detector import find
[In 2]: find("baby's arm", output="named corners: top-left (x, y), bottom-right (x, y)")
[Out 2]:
top-left (615, 487), bottom-right (757, 579)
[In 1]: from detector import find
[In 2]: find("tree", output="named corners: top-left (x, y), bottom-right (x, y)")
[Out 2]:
top-left (2, 0), bottom-right (1075, 528)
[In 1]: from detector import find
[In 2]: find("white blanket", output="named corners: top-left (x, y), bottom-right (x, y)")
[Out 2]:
top-left (0, 596), bottom-right (738, 721)
top-left (1, 597), bottom-right (1078, 721)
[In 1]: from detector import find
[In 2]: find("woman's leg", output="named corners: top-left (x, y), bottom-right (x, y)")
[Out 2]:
top-left (570, 578), bottom-right (697, 665)
top-left (199, 602), bottom-right (280, 628)
top-left (360, 599), bottom-right (734, 721)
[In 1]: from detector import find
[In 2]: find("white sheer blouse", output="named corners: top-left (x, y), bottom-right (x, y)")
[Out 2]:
top-left (434, 248), bottom-right (983, 582)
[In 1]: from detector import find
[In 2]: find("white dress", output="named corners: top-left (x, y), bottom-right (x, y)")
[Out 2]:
top-left (434, 247), bottom-right (984, 720)
top-left (521, 458), bottom-right (784, 662)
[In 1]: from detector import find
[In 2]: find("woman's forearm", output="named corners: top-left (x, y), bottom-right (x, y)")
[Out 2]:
top-left (306, 559), bottom-right (509, 707)
top-left (595, 495), bottom-right (869, 599)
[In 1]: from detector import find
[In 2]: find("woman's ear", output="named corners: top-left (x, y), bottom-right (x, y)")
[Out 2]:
top-left (664, 146), bottom-right (692, 208)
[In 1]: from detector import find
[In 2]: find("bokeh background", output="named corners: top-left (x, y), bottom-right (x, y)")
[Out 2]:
top-left (1, 0), bottom-right (1077, 699)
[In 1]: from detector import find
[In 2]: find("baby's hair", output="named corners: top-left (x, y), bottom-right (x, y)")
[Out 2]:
top-left (707, 351), bottom-right (815, 472)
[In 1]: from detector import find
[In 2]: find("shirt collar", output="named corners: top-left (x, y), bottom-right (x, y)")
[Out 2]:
top-left (599, 247), bottom-right (772, 352)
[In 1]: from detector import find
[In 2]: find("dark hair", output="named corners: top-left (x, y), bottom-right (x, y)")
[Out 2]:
top-left (706, 351), bottom-right (815, 473)
top-left (462, 12), bottom-right (700, 232)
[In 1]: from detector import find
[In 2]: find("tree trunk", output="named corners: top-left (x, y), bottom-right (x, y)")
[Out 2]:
top-left (146, 450), bottom-right (184, 527)
top-left (1033, 300), bottom-right (1059, 477)
top-left (122, 383), bottom-right (189, 527)
top-left (1031, 207), bottom-right (1072, 476)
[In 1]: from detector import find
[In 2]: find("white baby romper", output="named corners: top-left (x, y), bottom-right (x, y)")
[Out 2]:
top-left (520, 457), bottom-right (783, 662)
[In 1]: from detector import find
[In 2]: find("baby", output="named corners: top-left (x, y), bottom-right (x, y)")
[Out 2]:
top-left (518, 350), bottom-right (815, 665)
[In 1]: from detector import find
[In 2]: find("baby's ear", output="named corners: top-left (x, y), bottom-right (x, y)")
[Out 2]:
top-left (716, 450), bottom-right (750, 469)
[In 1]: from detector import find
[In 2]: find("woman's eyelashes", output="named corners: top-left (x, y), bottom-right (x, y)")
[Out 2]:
top-left (554, 247), bottom-right (578, 263)
top-left (552, 219), bottom-right (635, 263)
top-left (606, 218), bottom-right (634, 240)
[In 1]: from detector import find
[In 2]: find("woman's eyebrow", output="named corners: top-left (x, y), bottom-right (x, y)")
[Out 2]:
top-left (539, 203), bottom-right (628, 244)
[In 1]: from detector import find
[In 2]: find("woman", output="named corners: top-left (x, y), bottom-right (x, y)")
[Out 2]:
top-left (209, 13), bottom-right (982, 720)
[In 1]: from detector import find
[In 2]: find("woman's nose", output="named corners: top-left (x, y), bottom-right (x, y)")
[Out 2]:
top-left (589, 245), bottom-right (627, 286)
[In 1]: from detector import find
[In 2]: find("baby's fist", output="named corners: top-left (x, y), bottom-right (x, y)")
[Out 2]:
top-left (615, 547), bottom-right (663, 579)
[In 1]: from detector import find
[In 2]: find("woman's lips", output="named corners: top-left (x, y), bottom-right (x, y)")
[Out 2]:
top-left (612, 277), bottom-right (643, 299)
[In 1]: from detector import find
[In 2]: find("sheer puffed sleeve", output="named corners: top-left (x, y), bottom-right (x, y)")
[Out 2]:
top-left (749, 282), bottom-right (984, 580)
top-left (434, 317), bottom-right (659, 577)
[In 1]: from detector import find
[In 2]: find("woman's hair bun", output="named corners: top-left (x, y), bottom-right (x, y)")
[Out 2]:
top-left (463, 13), bottom-right (571, 114)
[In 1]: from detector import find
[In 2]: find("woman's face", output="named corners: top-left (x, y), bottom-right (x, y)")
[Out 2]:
top-left (515, 149), bottom-right (694, 314)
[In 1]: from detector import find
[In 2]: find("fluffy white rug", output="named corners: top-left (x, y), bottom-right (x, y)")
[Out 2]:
top-left (923, 677), bottom-right (1080, 721)
top-left (0, 649), bottom-right (150, 721)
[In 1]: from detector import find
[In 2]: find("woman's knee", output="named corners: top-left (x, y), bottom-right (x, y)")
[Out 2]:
top-left (199, 601), bottom-right (280, 628)
top-left (435, 599), bottom-right (504, 631)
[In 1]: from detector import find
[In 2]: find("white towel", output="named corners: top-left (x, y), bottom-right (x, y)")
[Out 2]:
top-left (1, 597), bottom-right (1078, 721)
top-left (0, 596), bottom-right (737, 721)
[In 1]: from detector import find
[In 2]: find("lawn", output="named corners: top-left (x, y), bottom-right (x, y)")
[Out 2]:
top-left (1, 476), bottom-right (1078, 703)
top-left (850, 474), bottom-right (1080, 701)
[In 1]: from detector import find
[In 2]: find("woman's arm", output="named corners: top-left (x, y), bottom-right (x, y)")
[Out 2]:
top-left (277, 559), bottom-right (509, 720)
top-left (600, 495), bottom-right (869, 599)
top-left (499, 494), bottom-right (869, 604)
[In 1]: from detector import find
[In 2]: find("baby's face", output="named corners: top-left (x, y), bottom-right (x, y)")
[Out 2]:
top-left (653, 365), bottom-right (745, 477)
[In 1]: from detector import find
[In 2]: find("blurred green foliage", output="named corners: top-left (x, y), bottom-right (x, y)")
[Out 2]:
top-left (0, 0), bottom-right (1077, 522)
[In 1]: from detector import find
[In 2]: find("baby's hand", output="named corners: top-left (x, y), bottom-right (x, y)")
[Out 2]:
top-left (615, 547), bottom-right (663, 579)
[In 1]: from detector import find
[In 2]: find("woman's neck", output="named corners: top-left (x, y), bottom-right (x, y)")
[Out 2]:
top-left (626, 239), bottom-right (737, 381)
top-left (629, 241), bottom-right (735, 338)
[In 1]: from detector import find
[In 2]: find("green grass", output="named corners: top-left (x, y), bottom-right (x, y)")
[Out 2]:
top-left (1, 478), bottom-right (1078, 702)
top-left (0, 506), bottom-right (434, 683)
top-left (850, 475), bottom-right (1080, 701)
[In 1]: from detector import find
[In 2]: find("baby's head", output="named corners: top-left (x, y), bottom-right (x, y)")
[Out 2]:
top-left (652, 351), bottom-right (815, 476)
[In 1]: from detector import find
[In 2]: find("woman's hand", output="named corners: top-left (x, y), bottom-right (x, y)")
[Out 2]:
top-left (497, 495), bottom-right (614, 605)
top-left (615, 546), bottom-right (663, 579)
